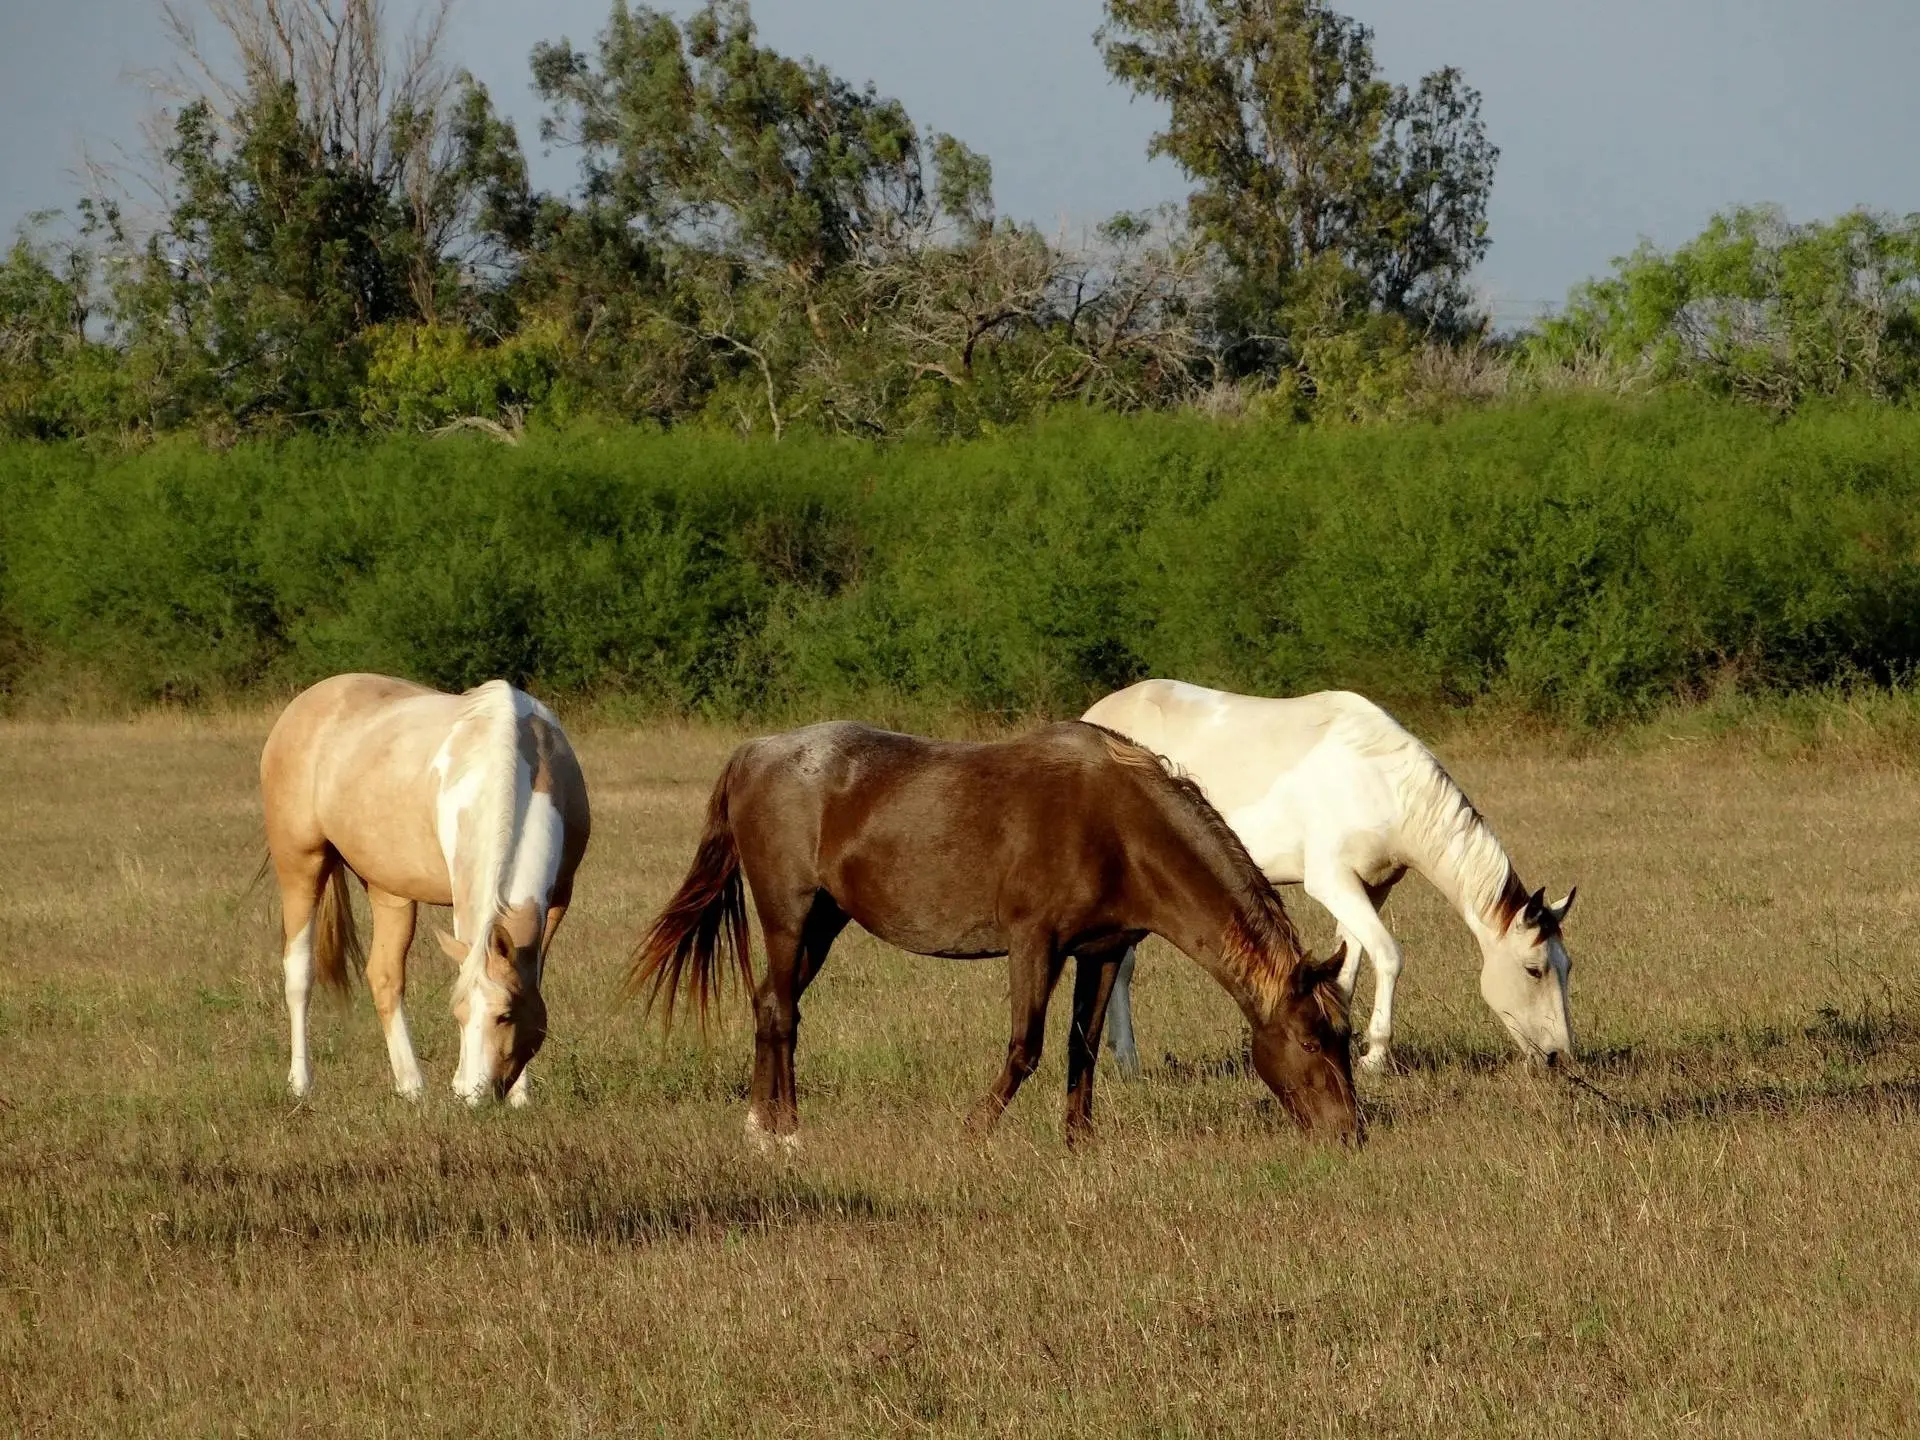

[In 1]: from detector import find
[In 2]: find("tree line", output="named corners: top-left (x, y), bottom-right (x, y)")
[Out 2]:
top-left (1, 0), bottom-right (1915, 443)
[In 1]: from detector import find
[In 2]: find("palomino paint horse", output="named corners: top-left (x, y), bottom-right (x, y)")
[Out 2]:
top-left (629, 720), bottom-right (1361, 1148)
top-left (261, 673), bottom-right (590, 1103)
top-left (1083, 681), bottom-right (1576, 1076)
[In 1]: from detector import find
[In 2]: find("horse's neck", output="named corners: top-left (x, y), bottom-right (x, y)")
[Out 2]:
top-left (1140, 822), bottom-right (1291, 1020)
top-left (441, 698), bottom-right (524, 941)
top-left (1388, 784), bottom-right (1517, 945)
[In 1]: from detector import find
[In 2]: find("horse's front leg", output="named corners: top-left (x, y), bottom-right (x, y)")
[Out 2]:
top-left (1065, 946), bottom-right (1126, 1145)
top-left (967, 932), bottom-right (1066, 1136)
top-left (1306, 867), bottom-right (1403, 1075)
top-left (506, 900), bottom-right (571, 1110)
top-left (366, 886), bottom-right (425, 1099)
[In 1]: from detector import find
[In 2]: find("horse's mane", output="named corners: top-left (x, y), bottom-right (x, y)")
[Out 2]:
top-left (1326, 698), bottom-right (1528, 933)
top-left (1081, 721), bottom-right (1307, 1013)
top-left (454, 679), bottom-right (525, 936)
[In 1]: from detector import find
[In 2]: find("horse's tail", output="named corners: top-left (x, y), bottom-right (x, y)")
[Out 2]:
top-left (312, 852), bottom-right (365, 993)
top-left (626, 754), bottom-right (753, 1033)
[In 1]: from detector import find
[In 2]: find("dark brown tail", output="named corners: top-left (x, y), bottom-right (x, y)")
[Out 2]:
top-left (312, 853), bottom-right (365, 993)
top-left (626, 756), bottom-right (753, 1032)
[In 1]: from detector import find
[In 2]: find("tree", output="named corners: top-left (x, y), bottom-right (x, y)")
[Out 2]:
top-left (1097, 0), bottom-right (1497, 371)
top-left (89, 0), bottom-right (527, 430)
top-left (1529, 206), bottom-right (1920, 408)
top-left (518, 0), bottom-right (1000, 431)
top-left (0, 220), bottom-right (116, 438)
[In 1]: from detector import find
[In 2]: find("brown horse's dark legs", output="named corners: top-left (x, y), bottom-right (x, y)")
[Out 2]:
top-left (747, 892), bottom-right (846, 1148)
top-left (1064, 949), bottom-right (1125, 1144)
top-left (967, 935), bottom-right (1065, 1136)
top-left (746, 922), bottom-right (801, 1145)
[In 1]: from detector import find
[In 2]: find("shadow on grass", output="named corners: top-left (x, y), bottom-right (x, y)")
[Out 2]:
top-left (14, 1140), bottom-right (933, 1255)
top-left (1562, 1073), bottom-right (1920, 1133)
top-left (1130, 1002), bottom-right (1920, 1140)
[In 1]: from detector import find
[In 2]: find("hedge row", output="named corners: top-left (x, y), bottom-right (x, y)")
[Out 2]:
top-left (5, 395), bottom-right (1918, 725)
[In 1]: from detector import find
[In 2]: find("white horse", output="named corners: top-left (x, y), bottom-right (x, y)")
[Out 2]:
top-left (1082, 681), bottom-right (1575, 1075)
top-left (261, 673), bottom-right (591, 1104)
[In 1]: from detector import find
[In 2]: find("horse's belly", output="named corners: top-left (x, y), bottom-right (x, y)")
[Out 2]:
top-left (843, 901), bottom-right (1005, 961)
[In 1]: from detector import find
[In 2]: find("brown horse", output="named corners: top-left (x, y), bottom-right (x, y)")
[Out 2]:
top-left (261, 673), bottom-right (590, 1104)
top-left (629, 720), bottom-right (1360, 1147)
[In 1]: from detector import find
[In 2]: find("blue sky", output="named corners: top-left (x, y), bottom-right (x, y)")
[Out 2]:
top-left (4, 0), bottom-right (1916, 328)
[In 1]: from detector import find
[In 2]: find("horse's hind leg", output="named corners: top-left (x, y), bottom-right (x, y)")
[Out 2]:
top-left (271, 847), bottom-right (330, 1098)
top-left (1065, 945), bottom-right (1126, 1145)
top-left (365, 885), bottom-right (425, 1099)
top-left (1101, 945), bottom-right (1142, 1079)
top-left (967, 931), bottom-right (1066, 1137)
top-left (747, 891), bottom-right (847, 1153)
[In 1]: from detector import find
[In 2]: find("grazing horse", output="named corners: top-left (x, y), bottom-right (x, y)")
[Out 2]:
top-left (1083, 681), bottom-right (1577, 1076)
top-left (261, 673), bottom-right (590, 1104)
top-left (629, 720), bottom-right (1360, 1148)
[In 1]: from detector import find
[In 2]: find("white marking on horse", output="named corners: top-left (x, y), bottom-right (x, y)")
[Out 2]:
top-left (283, 917), bottom-right (315, 1097)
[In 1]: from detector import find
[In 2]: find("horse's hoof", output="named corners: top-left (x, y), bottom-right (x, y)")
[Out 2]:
top-left (744, 1109), bottom-right (777, 1156)
top-left (507, 1085), bottom-right (532, 1110)
top-left (394, 1080), bottom-right (424, 1102)
top-left (287, 1071), bottom-right (311, 1099)
top-left (1358, 1045), bottom-right (1392, 1076)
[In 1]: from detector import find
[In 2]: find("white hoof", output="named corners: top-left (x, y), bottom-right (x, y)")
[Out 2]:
top-left (287, 1068), bottom-right (311, 1099)
top-left (744, 1109), bottom-right (798, 1157)
top-left (744, 1109), bottom-right (775, 1156)
top-left (1358, 1043), bottom-right (1392, 1076)
top-left (506, 1082), bottom-right (532, 1110)
top-left (394, 1076), bottom-right (424, 1102)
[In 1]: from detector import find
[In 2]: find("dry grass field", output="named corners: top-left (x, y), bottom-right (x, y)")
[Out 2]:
top-left (4, 714), bottom-right (1920, 1437)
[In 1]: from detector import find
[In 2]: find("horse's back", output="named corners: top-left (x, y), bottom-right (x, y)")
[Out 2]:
top-left (723, 721), bottom-right (1122, 956)
top-left (1082, 681), bottom-right (1421, 876)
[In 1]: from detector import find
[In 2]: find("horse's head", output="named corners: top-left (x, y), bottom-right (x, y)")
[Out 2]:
top-left (1479, 886), bottom-right (1576, 1067)
top-left (1250, 945), bottom-right (1363, 1144)
top-left (441, 902), bottom-right (548, 1104)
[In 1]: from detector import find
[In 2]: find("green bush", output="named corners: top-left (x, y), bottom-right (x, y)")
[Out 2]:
top-left (4, 394), bottom-right (1919, 724)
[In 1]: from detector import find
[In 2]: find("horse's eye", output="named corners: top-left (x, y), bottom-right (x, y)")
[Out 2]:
top-left (1524, 962), bottom-right (1546, 980)
top-left (1300, 1039), bottom-right (1320, 1054)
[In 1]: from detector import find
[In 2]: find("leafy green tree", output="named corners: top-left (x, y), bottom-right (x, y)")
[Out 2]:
top-left (1531, 206), bottom-right (1920, 407)
top-left (1097, 0), bottom-right (1498, 373)
top-left (517, 0), bottom-right (998, 432)
top-left (0, 221), bottom-right (110, 437)
top-left (86, 0), bottom-right (531, 432)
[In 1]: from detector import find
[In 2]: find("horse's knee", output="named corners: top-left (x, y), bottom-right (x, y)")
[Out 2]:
top-left (754, 997), bottom-right (797, 1044)
top-left (365, 968), bottom-right (404, 1022)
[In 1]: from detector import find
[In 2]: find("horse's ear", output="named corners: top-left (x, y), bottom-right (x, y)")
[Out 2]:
top-left (1297, 942), bottom-right (1347, 994)
top-left (1299, 945), bottom-right (1350, 1030)
top-left (1522, 886), bottom-right (1547, 921)
top-left (1548, 887), bottom-right (1577, 924)
top-left (436, 929), bottom-right (466, 962)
